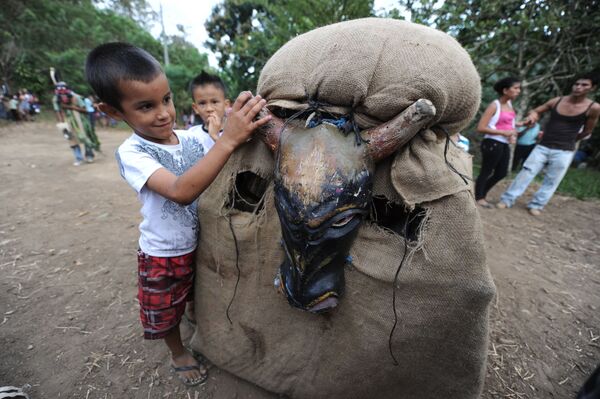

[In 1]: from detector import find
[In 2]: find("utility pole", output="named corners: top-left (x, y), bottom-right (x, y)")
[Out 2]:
top-left (160, 4), bottom-right (170, 66)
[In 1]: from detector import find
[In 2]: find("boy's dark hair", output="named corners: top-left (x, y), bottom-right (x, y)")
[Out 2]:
top-left (189, 71), bottom-right (227, 98)
top-left (574, 72), bottom-right (598, 87)
top-left (85, 42), bottom-right (163, 111)
top-left (493, 76), bottom-right (521, 95)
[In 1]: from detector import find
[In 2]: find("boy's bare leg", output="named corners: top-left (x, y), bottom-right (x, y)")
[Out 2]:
top-left (185, 301), bottom-right (196, 324)
top-left (164, 325), bottom-right (207, 383)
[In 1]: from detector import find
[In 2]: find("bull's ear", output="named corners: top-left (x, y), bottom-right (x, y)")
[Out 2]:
top-left (362, 99), bottom-right (436, 162)
top-left (256, 108), bottom-right (285, 153)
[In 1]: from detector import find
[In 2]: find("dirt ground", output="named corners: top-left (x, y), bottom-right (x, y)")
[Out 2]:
top-left (0, 121), bottom-right (598, 398)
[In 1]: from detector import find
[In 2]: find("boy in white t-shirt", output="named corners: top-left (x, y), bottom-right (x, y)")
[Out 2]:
top-left (85, 42), bottom-right (271, 387)
top-left (187, 71), bottom-right (231, 146)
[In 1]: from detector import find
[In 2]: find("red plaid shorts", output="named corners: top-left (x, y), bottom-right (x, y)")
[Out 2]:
top-left (137, 249), bottom-right (195, 340)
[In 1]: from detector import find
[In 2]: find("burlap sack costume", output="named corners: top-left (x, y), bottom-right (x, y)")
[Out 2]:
top-left (191, 18), bottom-right (495, 398)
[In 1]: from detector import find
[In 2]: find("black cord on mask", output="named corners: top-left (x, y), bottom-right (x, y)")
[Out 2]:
top-left (388, 211), bottom-right (410, 366)
top-left (225, 213), bottom-right (241, 325)
top-left (439, 126), bottom-right (472, 185)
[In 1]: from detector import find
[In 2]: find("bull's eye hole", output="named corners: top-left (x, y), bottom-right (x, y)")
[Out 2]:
top-left (332, 215), bottom-right (354, 227)
top-left (227, 171), bottom-right (269, 214)
top-left (369, 196), bottom-right (426, 241)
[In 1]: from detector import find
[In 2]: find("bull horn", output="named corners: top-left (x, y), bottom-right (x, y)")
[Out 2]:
top-left (362, 99), bottom-right (436, 162)
top-left (256, 108), bottom-right (285, 152)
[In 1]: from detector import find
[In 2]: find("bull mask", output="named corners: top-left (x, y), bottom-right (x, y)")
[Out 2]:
top-left (258, 99), bottom-right (436, 313)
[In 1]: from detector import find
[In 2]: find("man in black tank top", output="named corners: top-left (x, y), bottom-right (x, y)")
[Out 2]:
top-left (497, 74), bottom-right (600, 215)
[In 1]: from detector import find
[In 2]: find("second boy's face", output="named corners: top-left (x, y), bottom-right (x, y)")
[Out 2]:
top-left (192, 84), bottom-right (229, 125)
top-left (110, 73), bottom-right (176, 144)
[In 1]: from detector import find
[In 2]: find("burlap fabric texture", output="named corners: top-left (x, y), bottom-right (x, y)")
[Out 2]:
top-left (190, 136), bottom-right (493, 399)
top-left (257, 17), bottom-right (481, 134)
top-left (190, 18), bottom-right (494, 399)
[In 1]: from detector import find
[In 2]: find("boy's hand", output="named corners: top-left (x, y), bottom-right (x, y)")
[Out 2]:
top-left (220, 92), bottom-right (271, 151)
top-left (206, 114), bottom-right (222, 142)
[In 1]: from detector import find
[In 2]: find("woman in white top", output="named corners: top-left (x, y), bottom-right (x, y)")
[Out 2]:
top-left (474, 77), bottom-right (521, 208)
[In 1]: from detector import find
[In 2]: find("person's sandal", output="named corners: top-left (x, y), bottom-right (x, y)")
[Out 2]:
top-left (0, 386), bottom-right (30, 399)
top-left (170, 363), bottom-right (208, 387)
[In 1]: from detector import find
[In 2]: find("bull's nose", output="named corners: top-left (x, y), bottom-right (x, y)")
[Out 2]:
top-left (308, 296), bottom-right (339, 312)
top-left (274, 271), bottom-right (339, 313)
top-left (276, 255), bottom-right (345, 313)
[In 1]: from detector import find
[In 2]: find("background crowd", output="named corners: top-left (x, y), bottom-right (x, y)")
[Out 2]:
top-left (2, 0), bottom-right (598, 160)
top-left (0, 86), bottom-right (40, 122)
top-left (473, 74), bottom-right (599, 215)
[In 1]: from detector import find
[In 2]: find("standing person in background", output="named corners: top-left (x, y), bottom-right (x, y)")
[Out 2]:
top-left (512, 122), bottom-right (541, 171)
top-left (0, 95), bottom-right (7, 120)
top-left (181, 113), bottom-right (190, 129)
top-left (1, 80), bottom-right (9, 98)
top-left (56, 82), bottom-right (101, 162)
top-left (474, 76), bottom-right (521, 208)
top-left (30, 92), bottom-right (40, 115)
top-left (188, 111), bottom-right (199, 127)
top-left (18, 90), bottom-right (30, 122)
top-left (8, 95), bottom-right (19, 122)
top-left (498, 74), bottom-right (600, 215)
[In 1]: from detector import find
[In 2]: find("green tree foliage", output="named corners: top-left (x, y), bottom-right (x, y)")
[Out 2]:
top-left (166, 36), bottom-right (211, 114)
top-left (399, 0), bottom-right (600, 113)
top-left (0, 0), bottom-right (161, 98)
top-left (93, 0), bottom-right (157, 28)
top-left (205, 0), bottom-right (374, 94)
top-left (398, 0), bottom-right (600, 165)
top-left (0, 0), bottom-right (209, 117)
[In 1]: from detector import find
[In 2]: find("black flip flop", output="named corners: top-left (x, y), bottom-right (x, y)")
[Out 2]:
top-left (0, 386), bottom-right (30, 399)
top-left (170, 364), bottom-right (208, 387)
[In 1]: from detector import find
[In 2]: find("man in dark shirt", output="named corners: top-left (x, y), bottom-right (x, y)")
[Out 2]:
top-left (497, 74), bottom-right (600, 215)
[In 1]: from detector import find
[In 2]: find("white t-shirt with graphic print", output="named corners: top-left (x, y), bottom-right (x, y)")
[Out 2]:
top-left (187, 124), bottom-right (221, 149)
top-left (116, 130), bottom-right (214, 257)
